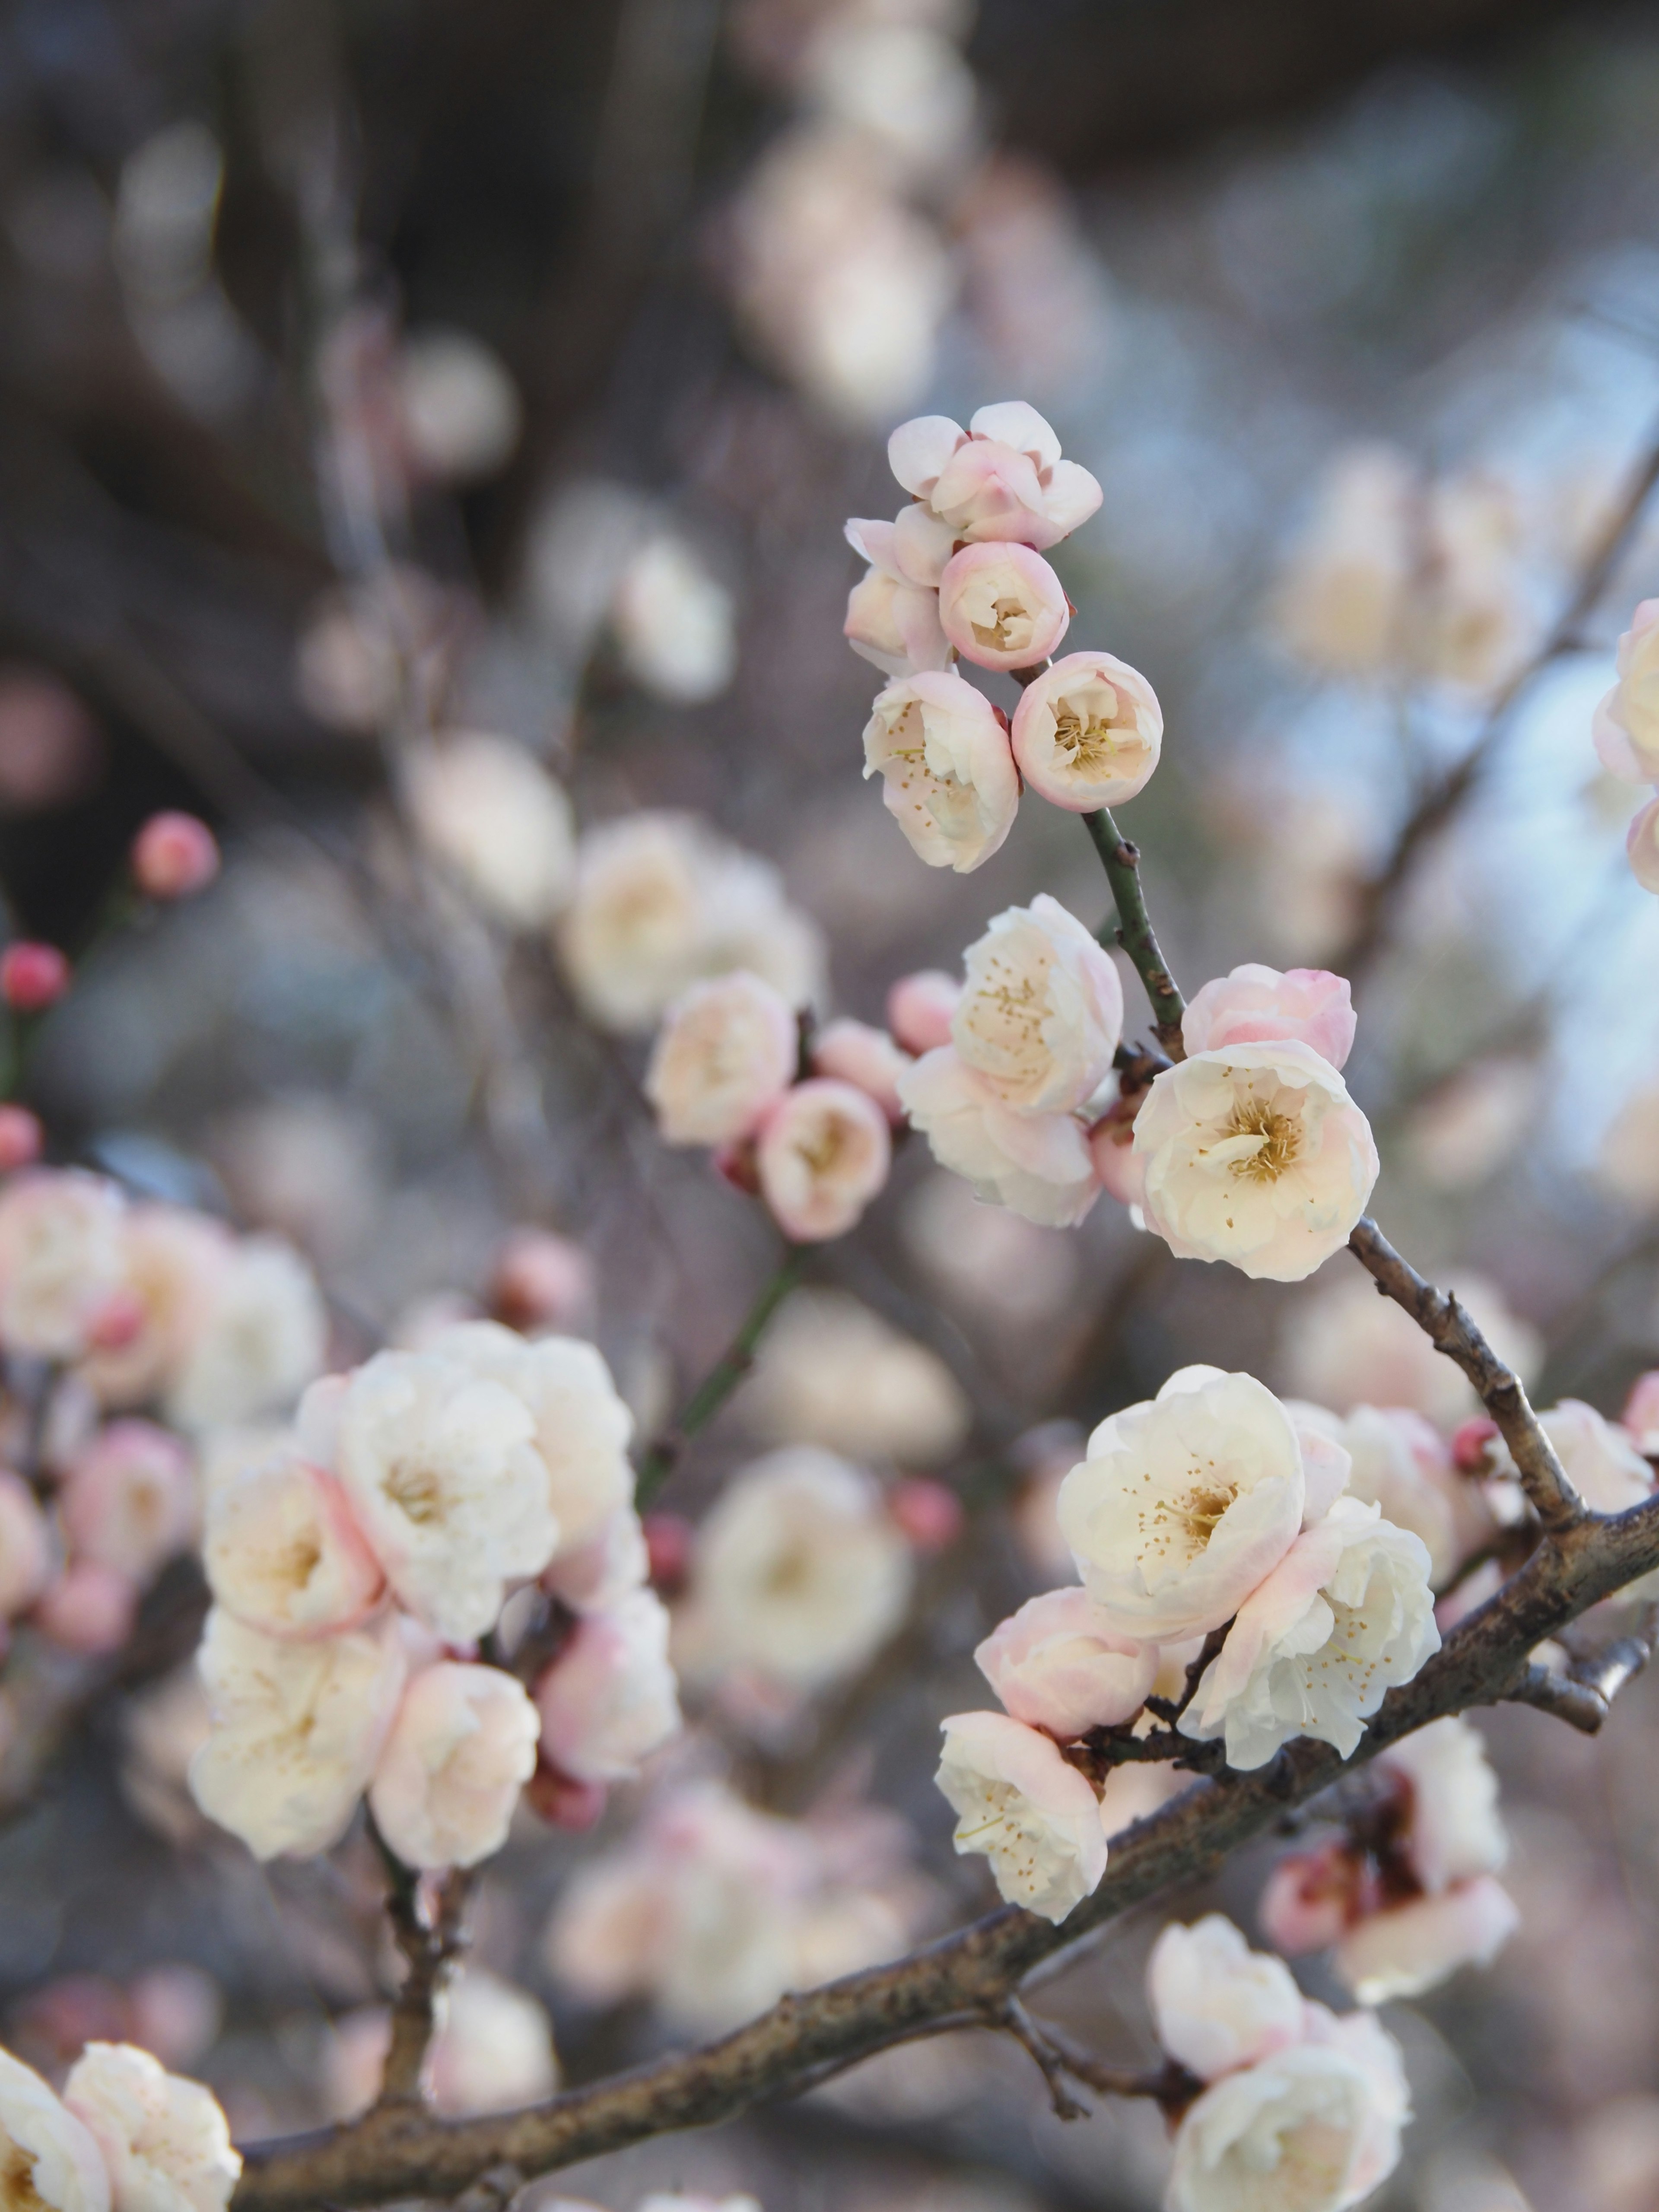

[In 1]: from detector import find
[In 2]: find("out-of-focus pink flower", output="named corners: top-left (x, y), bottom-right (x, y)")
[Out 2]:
top-left (368, 1661), bottom-right (540, 1869)
top-left (131, 813), bottom-right (220, 901)
top-left (1451, 1416), bottom-right (1501, 1472)
top-left (78, 1204), bottom-right (232, 1413)
top-left (861, 670), bottom-right (1020, 873)
top-left (642, 1511), bottom-right (693, 1594)
top-left (1628, 796), bottom-right (1659, 895)
top-left (1, 942), bottom-right (70, 1012)
top-left (0, 1170), bottom-right (127, 1361)
top-left (126, 1964), bottom-right (222, 2071)
top-left (1182, 965), bottom-right (1356, 1070)
top-left (1010, 650), bottom-right (1162, 811)
top-left (645, 972), bottom-right (799, 1147)
top-left (0, 1468), bottom-right (51, 1616)
top-left (0, 1106), bottom-right (42, 1173)
top-left (0, 667), bottom-right (105, 814)
top-left (532, 1589), bottom-right (681, 1784)
top-left (1333, 1875), bottom-right (1520, 2005)
top-left (889, 1476), bottom-right (963, 1553)
top-left (540, 1506), bottom-right (648, 1615)
top-left (887, 970), bottom-right (961, 1055)
top-left (810, 1018), bottom-right (911, 1123)
top-left (524, 1763), bottom-right (608, 1831)
top-left (36, 1562), bottom-right (140, 1653)
top-left (203, 1448), bottom-right (385, 1640)
top-left (974, 1586), bottom-right (1155, 1738)
top-left (1623, 1371), bottom-right (1659, 1455)
top-left (488, 1231), bottom-right (595, 1337)
top-left (60, 1421), bottom-right (195, 1583)
top-left (1258, 1843), bottom-right (1370, 1956)
top-left (755, 1079), bottom-right (890, 1241)
top-left (937, 542), bottom-right (1069, 672)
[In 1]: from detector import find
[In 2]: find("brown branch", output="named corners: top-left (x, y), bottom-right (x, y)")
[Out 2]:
top-left (1347, 1217), bottom-right (1581, 1532)
top-left (1016, 2014), bottom-right (1201, 2117)
top-left (992, 2000), bottom-right (1090, 2121)
top-left (232, 1486), bottom-right (1659, 2211)
top-left (375, 1858), bottom-right (476, 2107)
top-left (1505, 1608), bottom-right (1657, 1734)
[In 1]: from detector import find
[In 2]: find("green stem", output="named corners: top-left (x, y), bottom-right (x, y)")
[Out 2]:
top-left (1082, 810), bottom-right (1186, 1055)
top-left (635, 1246), bottom-right (807, 1505)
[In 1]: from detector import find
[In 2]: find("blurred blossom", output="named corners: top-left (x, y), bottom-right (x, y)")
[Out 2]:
top-left (394, 329), bottom-right (522, 486)
top-left (901, 1168), bottom-right (1079, 1327)
top-left (0, 671), bottom-right (105, 814)
top-left (1281, 1267), bottom-right (1541, 1425)
top-left (801, 22), bottom-right (977, 181)
top-left (1576, 2096), bottom-right (1659, 2212)
top-left (1595, 1077), bottom-right (1659, 1211)
top-left (324, 1972), bottom-right (556, 2121)
top-left (741, 1289), bottom-right (969, 1462)
top-left (488, 1231), bottom-right (596, 1338)
top-left (113, 122), bottom-right (222, 305)
top-left (613, 536), bottom-right (737, 705)
top-left (294, 571), bottom-right (474, 737)
top-left (208, 1098), bottom-right (382, 1271)
top-left (957, 156), bottom-right (1115, 391)
top-left (404, 732), bottom-right (576, 931)
top-left (1403, 1054), bottom-right (1541, 1190)
top-left (165, 1237), bottom-right (327, 1435)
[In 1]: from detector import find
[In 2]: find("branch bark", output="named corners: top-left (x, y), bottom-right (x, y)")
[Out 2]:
top-left (1082, 810), bottom-right (1186, 1054)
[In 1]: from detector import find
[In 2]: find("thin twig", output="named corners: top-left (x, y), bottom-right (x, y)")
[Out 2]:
top-left (992, 2000), bottom-right (1090, 2120)
top-left (373, 1846), bottom-right (475, 2107)
top-left (635, 1246), bottom-right (807, 1504)
top-left (1081, 811), bottom-right (1186, 1054)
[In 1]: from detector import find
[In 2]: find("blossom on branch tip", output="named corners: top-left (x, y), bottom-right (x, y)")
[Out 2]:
top-left (974, 1588), bottom-right (1156, 1739)
top-left (0, 2046), bottom-right (109, 2212)
top-left (645, 972), bottom-right (798, 1147)
top-left (898, 1049), bottom-right (1099, 1228)
top-left (1147, 1915), bottom-right (1305, 2085)
top-left (937, 541), bottom-right (1069, 671)
top-left (953, 895), bottom-right (1123, 1116)
top-left (887, 404), bottom-right (1102, 550)
top-left (934, 1710), bottom-right (1108, 1922)
top-left (755, 1079), bottom-right (890, 1241)
top-left (1133, 1041), bottom-right (1379, 1281)
top-left (64, 2043), bottom-right (239, 2212)
top-left (1009, 651), bottom-right (1162, 812)
top-left (861, 670), bottom-right (1019, 873)
top-left (1056, 1367), bottom-right (1306, 1640)
top-left (203, 1447), bottom-right (385, 1640)
top-left (1181, 964), bottom-right (1356, 1070)
top-left (368, 1660), bottom-right (540, 1869)
top-left (533, 1588), bottom-right (681, 1784)
top-left (1179, 1497), bottom-right (1440, 1769)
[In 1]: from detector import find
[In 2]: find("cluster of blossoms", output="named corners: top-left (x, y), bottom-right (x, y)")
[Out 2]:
top-left (189, 1318), bottom-right (681, 1867)
top-left (937, 1364), bottom-right (1443, 1922)
top-left (1147, 1917), bottom-right (1410, 2212)
top-left (1593, 598), bottom-right (1659, 899)
top-left (547, 1777), bottom-right (925, 2035)
top-left (0, 2036), bottom-right (239, 2212)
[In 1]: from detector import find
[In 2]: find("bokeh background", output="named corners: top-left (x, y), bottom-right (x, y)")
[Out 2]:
top-left (6, 2), bottom-right (1659, 2207)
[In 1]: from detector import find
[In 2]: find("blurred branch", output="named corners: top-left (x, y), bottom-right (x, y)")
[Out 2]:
top-left (635, 1245), bottom-right (808, 1504)
top-left (373, 1851), bottom-right (476, 2107)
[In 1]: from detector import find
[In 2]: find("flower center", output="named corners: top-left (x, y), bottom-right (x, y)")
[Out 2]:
top-left (971, 595), bottom-right (1034, 652)
top-left (1052, 702), bottom-right (1132, 776)
top-left (0, 2136), bottom-right (47, 2212)
top-left (1224, 1099), bottom-right (1301, 1183)
top-left (385, 1460), bottom-right (446, 1526)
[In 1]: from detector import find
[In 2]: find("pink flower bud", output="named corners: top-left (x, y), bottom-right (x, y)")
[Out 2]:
top-left (975, 1587), bottom-right (1157, 1738)
top-left (487, 1230), bottom-right (595, 1335)
top-left (131, 812), bottom-right (221, 900)
top-left (1450, 1417), bottom-right (1501, 1473)
top-left (1630, 794), bottom-right (1659, 894)
top-left (937, 542), bottom-right (1070, 671)
top-left (755, 1079), bottom-right (891, 1242)
top-left (1258, 1843), bottom-right (1367, 1955)
top-left (86, 1287), bottom-right (147, 1353)
top-left (889, 1476), bottom-right (963, 1552)
top-left (1088, 1112), bottom-right (1145, 1208)
top-left (525, 1762), bottom-right (608, 1831)
top-left (810, 1018), bottom-right (912, 1123)
top-left (1622, 1370), bottom-right (1659, 1455)
top-left (887, 970), bottom-right (961, 1055)
top-left (60, 1420), bottom-right (196, 1582)
top-left (1181, 964), bottom-right (1357, 1070)
top-left (0, 942), bottom-right (69, 1012)
top-left (35, 1560), bottom-right (139, 1652)
top-left (642, 1511), bottom-right (693, 1593)
top-left (712, 1135), bottom-right (762, 1196)
top-left (0, 1107), bottom-right (41, 1173)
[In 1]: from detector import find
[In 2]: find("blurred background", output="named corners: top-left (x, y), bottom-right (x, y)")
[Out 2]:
top-left (6, 1), bottom-right (1659, 2207)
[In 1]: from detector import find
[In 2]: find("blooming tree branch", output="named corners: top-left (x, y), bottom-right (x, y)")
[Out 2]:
top-left (1081, 810), bottom-right (1186, 1054)
top-left (635, 1245), bottom-right (809, 1504)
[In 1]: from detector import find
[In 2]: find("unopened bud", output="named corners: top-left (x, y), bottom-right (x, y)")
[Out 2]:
top-left (131, 811), bottom-right (220, 900)
top-left (1451, 1417), bottom-right (1501, 1474)
top-left (0, 942), bottom-right (69, 1012)
top-left (0, 1106), bottom-right (42, 1172)
top-left (642, 1511), bottom-right (693, 1594)
top-left (524, 1761), bottom-right (607, 1831)
top-left (890, 1475), bottom-right (963, 1552)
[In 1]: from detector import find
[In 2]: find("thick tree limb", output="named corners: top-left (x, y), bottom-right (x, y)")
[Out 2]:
top-left (232, 1486), bottom-right (1659, 2211)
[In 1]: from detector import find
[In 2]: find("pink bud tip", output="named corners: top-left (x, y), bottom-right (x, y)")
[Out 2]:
top-left (890, 1476), bottom-right (964, 1552)
top-left (488, 1229), bottom-right (595, 1335)
top-left (712, 1136), bottom-right (762, 1197)
top-left (524, 1762), bottom-right (608, 1831)
top-left (131, 812), bottom-right (220, 901)
top-left (0, 1107), bottom-right (42, 1173)
top-left (87, 1288), bottom-right (148, 1353)
top-left (1451, 1417), bottom-right (1501, 1474)
top-left (0, 943), bottom-right (69, 1012)
top-left (887, 971), bottom-right (961, 1056)
top-left (642, 1511), bottom-right (693, 1594)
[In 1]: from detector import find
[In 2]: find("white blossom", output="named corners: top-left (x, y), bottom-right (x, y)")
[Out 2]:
top-left (0, 2047), bottom-right (110, 2212)
top-left (755, 1080), bottom-right (891, 1242)
top-left (842, 517), bottom-right (951, 679)
top-left (79, 1206), bottom-right (231, 1411)
top-left (973, 1588), bottom-right (1155, 1739)
top-left (935, 1710), bottom-right (1108, 1923)
top-left (533, 1588), bottom-right (681, 1783)
top-left (1376, 1715), bottom-right (1507, 1893)
top-left (0, 1171), bottom-right (127, 1361)
top-left (861, 670), bottom-right (1019, 873)
top-left (1180, 1498), bottom-right (1440, 1769)
top-left (937, 542), bottom-right (1069, 673)
top-left (612, 535), bottom-right (736, 705)
top-left (1281, 1268), bottom-right (1541, 1427)
top-left (1134, 1042), bottom-right (1379, 1282)
top-left (887, 404), bottom-right (1102, 550)
top-left (645, 972), bottom-right (798, 1147)
top-left (1336, 1404), bottom-right (1483, 1587)
top-left (404, 733), bottom-right (575, 931)
top-left (63, 2044), bottom-right (239, 2212)
top-left (951, 895), bottom-right (1123, 1115)
top-left (1147, 1915), bottom-right (1306, 2084)
top-left (898, 1047), bottom-right (1100, 1228)
top-left (394, 328), bottom-right (521, 484)
top-left (165, 1237), bottom-right (327, 1434)
top-left (1538, 1398), bottom-right (1653, 1513)
top-left (427, 1970), bottom-right (558, 2117)
top-left (203, 1445), bottom-right (385, 1639)
top-left (188, 1608), bottom-right (407, 1859)
top-left (741, 1289), bottom-right (969, 1465)
top-left (368, 1661), bottom-right (540, 1869)
top-left (1056, 1367), bottom-right (1307, 1640)
top-left (1332, 1876), bottom-right (1519, 2005)
top-left (1008, 651), bottom-right (1162, 813)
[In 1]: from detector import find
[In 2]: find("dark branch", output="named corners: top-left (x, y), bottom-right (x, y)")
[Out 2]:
top-left (1082, 811), bottom-right (1186, 1054)
top-left (636, 1246), bottom-right (807, 1504)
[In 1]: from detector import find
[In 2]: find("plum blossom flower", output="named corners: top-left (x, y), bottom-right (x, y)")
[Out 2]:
top-left (861, 671), bottom-right (1019, 873)
top-left (973, 1589), bottom-right (1155, 1739)
top-left (682, 1448), bottom-right (912, 1693)
top-left (404, 733), bottom-right (575, 931)
top-left (1592, 597), bottom-right (1659, 781)
top-left (1378, 1715), bottom-right (1509, 1893)
top-left (202, 1447), bottom-right (385, 1639)
top-left (952, 896), bottom-right (1123, 1115)
top-left (887, 404), bottom-right (1102, 551)
top-left (937, 542), bottom-right (1069, 673)
top-left (37, 1564), bottom-right (138, 1654)
top-left (1179, 1498), bottom-right (1440, 1769)
top-left (533, 1589), bottom-right (681, 1783)
top-left (369, 1661), bottom-right (540, 1869)
top-left (0, 1171), bottom-right (127, 1361)
top-left (755, 1079), bottom-right (891, 1241)
top-left (1056, 1367), bottom-right (1307, 1640)
top-left (0, 2045), bottom-right (110, 2212)
top-left (64, 2043), bottom-right (239, 2212)
top-left (1009, 652), bottom-right (1162, 813)
top-left (1333, 1404), bottom-right (1488, 1587)
top-left (189, 1608), bottom-right (407, 1859)
top-left (612, 534), bottom-right (736, 705)
top-left (164, 1237), bottom-right (327, 1434)
top-left (741, 1290), bottom-right (969, 1465)
top-left (1133, 1041), bottom-right (1379, 1282)
top-left (808, 1019), bottom-right (911, 1122)
top-left (645, 972), bottom-right (799, 1146)
top-left (0, 1471), bottom-right (51, 1617)
top-left (426, 1971), bottom-right (557, 2117)
top-left (79, 1207), bottom-right (231, 1411)
top-left (59, 1423), bottom-right (196, 1583)
top-left (898, 1049), bottom-right (1099, 1228)
top-left (1147, 1915), bottom-right (1305, 2085)
top-left (422, 1321), bottom-right (634, 1554)
top-left (842, 518), bottom-right (951, 679)
top-left (1332, 1876), bottom-right (1519, 2005)
top-left (541, 1505), bottom-right (649, 1616)
top-left (887, 970), bottom-right (960, 1054)
top-left (934, 1710), bottom-right (1108, 1922)
top-left (323, 1347), bottom-right (559, 1640)
top-left (1537, 1398), bottom-right (1652, 1513)
top-left (1181, 965), bottom-right (1356, 1070)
